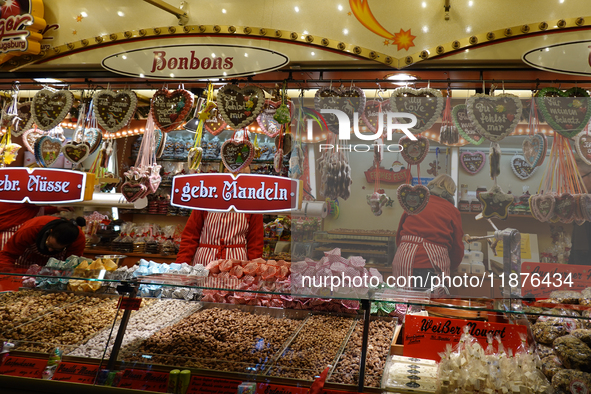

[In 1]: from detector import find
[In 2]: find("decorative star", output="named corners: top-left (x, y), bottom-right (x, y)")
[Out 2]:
top-left (72, 30), bottom-right (77, 35)
top-left (392, 28), bottom-right (416, 51)
top-left (76, 15), bottom-right (83, 22)
top-left (383, 39), bottom-right (390, 46)
top-left (348, 11), bottom-right (352, 15)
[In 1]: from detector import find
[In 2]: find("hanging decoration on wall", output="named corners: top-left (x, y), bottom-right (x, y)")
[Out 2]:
top-left (31, 89), bottom-right (74, 132)
top-left (389, 86), bottom-right (443, 135)
top-left (217, 84), bottom-right (265, 130)
top-left (155, 129), bottom-right (166, 159)
top-left (399, 135), bottom-right (429, 165)
top-left (92, 89), bottom-right (138, 133)
top-left (439, 92), bottom-right (459, 145)
top-left (22, 127), bottom-right (45, 154)
top-left (257, 100), bottom-right (293, 138)
top-left (62, 100), bottom-right (91, 165)
top-left (536, 87), bottom-right (591, 139)
top-left (574, 129), bottom-right (591, 165)
top-left (221, 129), bottom-right (255, 173)
top-left (151, 86), bottom-right (194, 132)
top-left (510, 154), bottom-right (537, 180)
top-left (397, 184), bottom-right (430, 215)
top-left (361, 89), bottom-right (388, 134)
top-left (476, 142), bottom-right (514, 220)
top-left (314, 85), bottom-right (366, 134)
top-left (2, 84), bottom-right (34, 137)
top-left (466, 93), bottom-right (522, 142)
top-left (0, 128), bottom-right (21, 167)
top-left (460, 151), bottom-right (486, 175)
top-left (273, 81), bottom-right (292, 125)
top-left (34, 133), bottom-right (63, 168)
top-left (74, 101), bottom-right (103, 155)
top-left (317, 133), bottom-right (352, 200)
top-left (530, 194), bottom-right (555, 222)
top-left (204, 110), bottom-right (228, 135)
top-left (289, 94), bottom-right (305, 180)
top-left (522, 95), bottom-right (547, 168)
top-left (452, 104), bottom-right (484, 145)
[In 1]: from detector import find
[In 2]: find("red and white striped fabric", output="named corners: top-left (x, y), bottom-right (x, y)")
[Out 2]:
top-left (392, 234), bottom-right (450, 290)
top-left (0, 225), bottom-right (22, 250)
top-left (192, 212), bottom-right (248, 266)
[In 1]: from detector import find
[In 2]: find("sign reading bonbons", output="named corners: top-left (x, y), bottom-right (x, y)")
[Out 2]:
top-left (0, 168), bottom-right (86, 204)
top-left (171, 173), bottom-right (302, 213)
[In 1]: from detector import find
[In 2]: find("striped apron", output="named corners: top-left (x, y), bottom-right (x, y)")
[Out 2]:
top-left (392, 235), bottom-right (450, 293)
top-left (192, 212), bottom-right (248, 266)
top-left (0, 225), bottom-right (22, 250)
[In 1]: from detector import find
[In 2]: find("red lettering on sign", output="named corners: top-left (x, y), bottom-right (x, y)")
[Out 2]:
top-left (521, 261), bottom-right (591, 298)
top-left (171, 174), bottom-right (302, 213)
top-left (117, 297), bottom-right (142, 311)
top-left (0, 356), bottom-right (46, 378)
top-left (52, 362), bottom-right (99, 384)
top-left (186, 376), bottom-right (241, 394)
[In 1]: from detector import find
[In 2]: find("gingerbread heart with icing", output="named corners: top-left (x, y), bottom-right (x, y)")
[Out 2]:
top-left (467, 93), bottom-right (522, 142)
top-left (257, 100), bottom-right (293, 138)
top-left (314, 86), bottom-right (366, 134)
top-left (530, 194), bottom-right (555, 222)
top-left (35, 136), bottom-right (63, 167)
top-left (400, 135), bottom-right (429, 165)
top-left (62, 141), bottom-right (90, 164)
top-left (451, 104), bottom-right (484, 145)
top-left (93, 89), bottom-right (138, 133)
top-left (151, 88), bottom-right (194, 132)
top-left (221, 139), bottom-right (255, 173)
top-left (511, 155), bottom-right (537, 180)
top-left (121, 182), bottom-right (147, 202)
top-left (574, 131), bottom-right (591, 166)
top-left (577, 193), bottom-right (591, 222)
top-left (361, 100), bottom-right (387, 134)
top-left (522, 133), bottom-right (547, 168)
top-left (460, 151), bottom-right (485, 175)
top-left (554, 193), bottom-right (576, 223)
top-left (397, 184), bottom-right (430, 215)
top-left (536, 87), bottom-right (591, 139)
top-left (31, 89), bottom-right (74, 131)
top-left (217, 84), bottom-right (265, 130)
top-left (22, 128), bottom-right (44, 154)
top-left (3, 102), bottom-right (34, 137)
top-left (204, 110), bottom-right (228, 136)
top-left (390, 87), bottom-right (443, 135)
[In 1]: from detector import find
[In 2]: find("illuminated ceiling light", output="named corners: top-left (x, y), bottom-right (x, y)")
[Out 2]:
top-left (466, 26), bottom-right (472, 33)
top-left (311, 51), bottom-right (315, 56)
top-left (117, 11), bottom-right (125, 17)
top-left (338, 4), bottom-right (343, 11)
top-left (222, 9), bottom-right (226, 13)
top-left (322, 134), bottom-right (327, 138)
top-left (122, 55), bottom-right (127, 60)
top-left (81, 11), bottom-right (88, 17)
top-left (385, 73), bottom-right (419, 86)
top-left (468, 0), bottom-right (473, 6)
top-left (343, 28), bottom-right (349, 35)
top-left (559, 0), bottom-right (564, 3)
top-left (244, 53), bottom-right (248, 57)
top-left (33, 78), bottom-right (63, 83)
top-left (223, 72), bottom-right (227, 76)
top-left (211, 53), bottom-right (216, 58)
top-left (545, 47), bottom-right (550, 51)
top-left (422, 26), bottom-right (429, 33)
top-left (294, 6), bottom-right (300, 12)
top-left (139, 73), bottom-right (145, 78)
top-left (303, 30), bottom-right (308, 35)
top-left (170, 73), bottom-right (175, 77)
top-left (422, 1), bottom-right (427, 7)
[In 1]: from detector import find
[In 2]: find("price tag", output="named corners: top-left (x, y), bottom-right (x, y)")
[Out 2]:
top-left (117, 369), bottom-right (147, 390)
top-left (255, 384), bottom-right (356, 394)
top-left (521, 262), bottom-right (591, 298)
top-left (142, 371), bottom-right (169, 392)
top-left (51, 362), bottom-right (99, 384)
top-left (186, 376), bottom-right (240, 394)
top-left (0, 275), bottom-right (23, 292)
top-left (117, 298), bottom-right (142, 311)
top-left (0, 356), bottom-right (46, 378)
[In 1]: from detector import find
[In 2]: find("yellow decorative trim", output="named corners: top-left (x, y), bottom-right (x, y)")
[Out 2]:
top-left (4, 17), bottom-right (591, 71)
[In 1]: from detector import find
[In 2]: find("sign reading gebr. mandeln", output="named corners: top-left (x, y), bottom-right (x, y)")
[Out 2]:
top-left (171, 173), bottom-right (302, 213)
top-left (0, 167), bottom-right (87, 204)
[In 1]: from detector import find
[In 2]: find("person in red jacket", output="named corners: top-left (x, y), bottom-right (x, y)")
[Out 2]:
top-left (0, 216), bottom-right (86, 272)
top-left (392, 174), bottom-right (464, 293)
top-left (0, 202), bottom-right (70, 249)
top-left (176, 210), bottom-right (264, 266)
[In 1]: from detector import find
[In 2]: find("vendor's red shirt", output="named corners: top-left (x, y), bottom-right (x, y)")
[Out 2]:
top-left (0, 216), bottom-right (85, 272)
top-left (396, 195), bottom-right (464, 272)
top-left (0, 202), bottom-right (59, 231)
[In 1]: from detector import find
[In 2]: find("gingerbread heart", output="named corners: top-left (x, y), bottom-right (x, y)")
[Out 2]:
top-left (460, 151), bottom-right (486, 175)
top-left (217, 84), bottom-right (265, 130)
top-left (536, 87), bottom-right (591, 139)
top-left (389, 87), bottom-right (443, 135)
top-left (451, 104), bottom-right (484, 145)
top-left (554, 193), bottom-right (576, 223)
top-left (35, 136), bottom-right (63, 167)
top-left (574, 132), bottom-right (591, 166)
top-left (257, 100), bottom-right (293, 138)
top-left (397, 184), bottom-right (430, 215)
top-left (121, 182), bottom-right (147, 203)
top-left (361, 100), bottom-right (387, 134)
top-left (147, 166), bottom-right (161, 193)
top-left (466, 94), bottom-right (522, 142)
top-left (156, 130), bottom-right (166, 159)
top-left (151, 88), bottom-right (194, 132)
top-left (92, 90), bottom-right (138, 133)
top-left (522, 133), bottom-right (547, 168)
top-left (221, 139), bottom-right (255, 173)
top-left (204, 110), bottom-right (228, 135)
top-left (188, 147), bottom-right (203, 170)
top-left (314, 86), bottom-right (366, 134)
top-left (62, 141), bottom-right (90, 164)
top-left (81, 128), bottom-right (103, 154)
top-left (400, 135), bottom-right (429, 165)
top-left (511, 155), bottom-right (537, 180)
top-left (530, 194), bottom-right (555, 222)
top-left (478, 185), bottom-right (514, 220)
top-left (22, 128), bottom-right (45, 154)
top-left (3, 102), bottom-right (34, 137)
top-left (275, 132), bottom-right (293, 154)
top-left (31, 89), bottom-right (74, 131)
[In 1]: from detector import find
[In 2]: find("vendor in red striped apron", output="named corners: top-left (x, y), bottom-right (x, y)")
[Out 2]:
top-left (0, 216), bottom-right (86, 272)
top-left (175, 211), bottom-right (264, 266)
top-left (392, 175), bottom-right (464, 295)
top-left (0, 202), bottom-right (66, 250)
